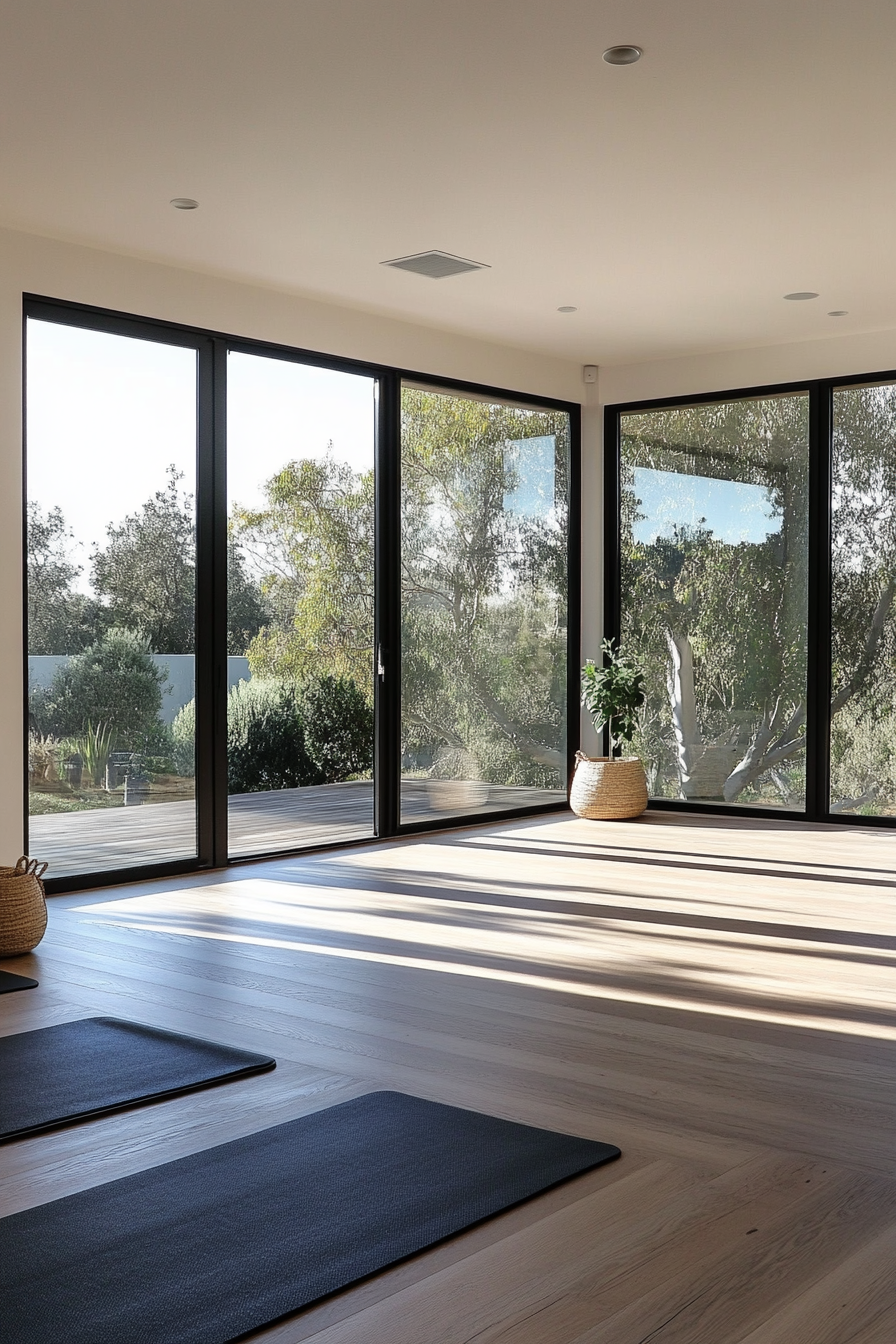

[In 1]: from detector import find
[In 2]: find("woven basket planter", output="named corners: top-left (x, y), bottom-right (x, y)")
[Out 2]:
top-left (569, 753), bottom-right (648, 820)
top-left (0, 856), bottom-right (49, 957)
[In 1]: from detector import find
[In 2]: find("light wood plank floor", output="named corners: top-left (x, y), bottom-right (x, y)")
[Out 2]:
top-left (2, 808), bottom-right (895, 1342)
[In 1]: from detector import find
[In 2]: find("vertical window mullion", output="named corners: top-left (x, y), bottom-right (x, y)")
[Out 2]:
top-left (602, 404), bottom-right (622, 758)
top-left (806, 381), bottom-right (833, 820)
top-left (564, 400), bottom-right (585, 779)
top-left (374, 372), bottom-right (401, 837)
top-left (566, 403), bottom-right (583, 783)
top-left (194, 339), bottom-right (228, 867)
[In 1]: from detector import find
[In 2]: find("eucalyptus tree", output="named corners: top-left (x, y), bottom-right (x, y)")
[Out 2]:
top-left (91, 467), bottom-right (196, 654)
top-left (90, 466), bottom-right (267, 656)
top-left (400, 390), bottom-right (570, 784)
top-left (231, 393), bottom-right (571, 788)
top-left (230, 454), bottom-right (375, 687)
top-left (620, 388), bottom-right (896, 810)
top-left (828, 383), bottom-right (896, 810)
top-left (26, 503), bottom-right (100, 654)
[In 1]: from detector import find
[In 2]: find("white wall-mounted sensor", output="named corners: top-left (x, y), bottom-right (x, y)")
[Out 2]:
top-left (583, 365), bottom-right (598, 384)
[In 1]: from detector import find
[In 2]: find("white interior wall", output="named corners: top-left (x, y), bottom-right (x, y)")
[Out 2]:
top-left (600, 329), bottom-right (896, 406)
top-left (0, 225), bottom-right (587, 860)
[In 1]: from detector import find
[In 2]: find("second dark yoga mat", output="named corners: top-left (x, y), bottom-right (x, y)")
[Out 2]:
top-left (0, 1016), bottom-right (275, 1140)
top-left (0, 1090), bottom-right (620, 1344)
top-left (0, 969), bottom-right (38, 993)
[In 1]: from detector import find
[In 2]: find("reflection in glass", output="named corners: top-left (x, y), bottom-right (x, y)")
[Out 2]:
top-left (830, 384), bottom-right (896, 816)
top-left (225, 353), bottom-right (376, 856)
top-left (26, 319), bottom-right (198, 877)
top-left (620, 395), bottom-right (809, 807)
top-left (400, 387), bottom-right (570, 824)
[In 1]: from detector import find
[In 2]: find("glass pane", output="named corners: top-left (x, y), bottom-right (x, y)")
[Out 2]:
top-left (830, 383), bottom-right (896, 816)
top-left (400, 386), bottom-right (570, 824)
top-left (26, 320), bottom-right (198, 877)
top-left (226, 353), bottom-right (376, 856)
top-left (619, 395), bottom-right (809, 808)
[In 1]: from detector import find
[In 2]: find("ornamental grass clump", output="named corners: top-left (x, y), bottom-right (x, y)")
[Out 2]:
top-left (74, 720), bottom-right (117, 788)
top-left (581, 639), bottom-right (645, 759)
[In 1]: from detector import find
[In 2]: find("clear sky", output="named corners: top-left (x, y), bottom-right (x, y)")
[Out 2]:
top-left (631, 466), bottom-right (780, 545)
top-left (503, 435), bottom-right (555, 517)
top-left (227, 350), bottom-right (375, 511)
top-left (26, 320), bottom-right (375, 594)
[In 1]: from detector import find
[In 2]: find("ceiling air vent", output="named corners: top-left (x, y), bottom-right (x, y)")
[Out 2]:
top-left (382, 250), bottom-right (490, 279)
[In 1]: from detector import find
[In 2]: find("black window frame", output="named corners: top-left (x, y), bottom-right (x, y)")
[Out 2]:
top-left (604, 372), bottom-right (896, 827)
top-left (23, 294), bottom-right (581, 892)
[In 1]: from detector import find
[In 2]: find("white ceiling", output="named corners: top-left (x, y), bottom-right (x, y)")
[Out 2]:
top-left (1, 0), bottom-right (894, 365)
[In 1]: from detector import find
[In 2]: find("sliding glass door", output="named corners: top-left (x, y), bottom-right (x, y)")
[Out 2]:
top-left (617, 394), bottom-right (810, 808)
top-left (26, 317), bottom-right (199, 877)
top-left (24, 301), bottom-right (578, 887)
top-left (225, 352), bottom-right (376, 856)
top-left (400, 385), bottom-right (572, 824)
top-left (609, 373), bottom-right (896, 825)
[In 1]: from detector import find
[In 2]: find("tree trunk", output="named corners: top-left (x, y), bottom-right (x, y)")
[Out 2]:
top-left (666, 630), bottom-right (701, 795)
top-left (723, 574), bottom-right (896, 802)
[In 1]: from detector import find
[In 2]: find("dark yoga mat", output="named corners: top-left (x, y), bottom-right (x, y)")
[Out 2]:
top-left (0, 969), bottom-right (38, 993)
top-left (0, 1090), bottom-right (620, 1344)
top-left (0, 1016), bottom-right (275, 1141)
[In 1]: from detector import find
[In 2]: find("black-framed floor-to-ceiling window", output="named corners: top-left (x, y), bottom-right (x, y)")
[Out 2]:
top-left (24, 297), bottom-right (580, 891)
top-left (605, 375), bottom-right (896, 825)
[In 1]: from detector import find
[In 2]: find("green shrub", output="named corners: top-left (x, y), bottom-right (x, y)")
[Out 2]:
top-left (28, 732), bottom-right (62, 784)
top-left (830, 700), bottom-right (896, 811)
top-left (141, 720), bottom-right (177, 775)
top-left (172, 700), bottom-right (195, 777)
top-left (172, 675), bottom-right (373, 794)
top-left (298, 675), bottom-right (373, 783)
top-left (30, 629), bottom-right (165, 752)
top-left (227, 679), bottom-right (316, 794)
top-left (29, 791), bottom-right (123, 815)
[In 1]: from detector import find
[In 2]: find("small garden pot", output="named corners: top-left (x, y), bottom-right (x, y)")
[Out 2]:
top-left (569, 752), bottom-right (648, 820)
top-left (123, 774), bottom-right (150, 807)
top-left (0, 856), bottom-right (49, 956)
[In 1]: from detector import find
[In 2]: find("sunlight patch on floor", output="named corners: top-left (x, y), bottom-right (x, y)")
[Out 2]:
top-left (71, 877), bottom-right (896, 1042)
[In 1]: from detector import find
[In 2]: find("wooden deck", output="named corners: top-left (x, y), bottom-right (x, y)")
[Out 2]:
top-left (29, 780), bottom-right (565, 879)
top-left (3, 809), bottom-right (895, 1342)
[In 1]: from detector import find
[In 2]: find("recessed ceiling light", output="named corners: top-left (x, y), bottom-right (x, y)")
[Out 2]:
top-left (828, 310), bottom-right (848, 317)
top-left (783, 291), bottom-right (818, 300)
top-left (603, 45), bottom-right (642, 65)
top-left (558, 306), bottom-right (578, 313)
top-left (170, 198), bottom-right (199, 210)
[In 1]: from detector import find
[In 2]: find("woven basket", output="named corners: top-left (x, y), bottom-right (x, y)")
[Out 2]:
top-left (569, 753), bottom-right (648, 820)
top-left (0, 856), bottom-right (49, 957)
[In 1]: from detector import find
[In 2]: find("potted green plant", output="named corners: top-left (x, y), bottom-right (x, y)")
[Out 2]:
top-left (572, 639), bottom-right (648, 819)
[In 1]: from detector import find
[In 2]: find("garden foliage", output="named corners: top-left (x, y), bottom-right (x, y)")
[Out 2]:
top-left (30, 628), bottom-right (166, 751)
top-left (31, 394), bottom-right (570, 798)
top-left (620, 388), bottom-right (896, 812)
top-left (581, 640), bottom-right (645, 754)
top-left (174, 675), bottom-right (373, 794)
